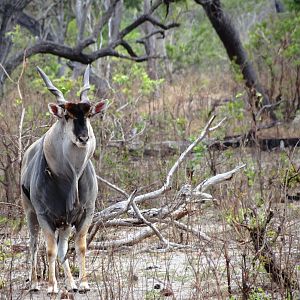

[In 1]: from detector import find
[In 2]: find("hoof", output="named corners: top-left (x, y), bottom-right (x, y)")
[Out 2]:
top-left (79, 289), bottom-right (90, 294)
top-left (61, 289), bottom-right (76, 299)
top-left (67, 281), bottom-right (78, 293)
top-left (78, 282), bottom-right (90, 294)
top-left (29, 282), bottom-right (40, 292)
top-left (47, 285), bottom-right (59, 295)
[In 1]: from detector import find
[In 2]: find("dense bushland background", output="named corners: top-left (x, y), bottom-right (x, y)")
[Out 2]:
top-left (1, 0), bottom-right (300, 299)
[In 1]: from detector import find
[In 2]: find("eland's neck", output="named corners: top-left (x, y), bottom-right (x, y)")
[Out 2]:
top-left (43, 121), bottom-right (96, 178)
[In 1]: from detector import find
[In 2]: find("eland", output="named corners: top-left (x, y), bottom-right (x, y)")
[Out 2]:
top-left (21, 65), bottom-right (105, 294)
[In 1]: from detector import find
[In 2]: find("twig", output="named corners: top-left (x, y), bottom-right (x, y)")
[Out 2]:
top-left (96, 175), bottom-right (129, 198)
top-left (255, 100), bottom-right (283, 120)
top-left (131, 200), bottom-right (169, 247)
top-left (1, 56), bottom-right (26, 166)
top-left (18, 108), bottom-right (26, 165)
top-left (136, 29), bottom-right (165, 43)
top-left (195, 164), bottom-right (246, 192)
top-left (17, 50), bottom-right (27, 100)
top-left (0, 63), bottom-right (15, 83)
top-left (172, 220), bottom-right (212, 242)
top-left (209, 117), bottom-right (226, 131)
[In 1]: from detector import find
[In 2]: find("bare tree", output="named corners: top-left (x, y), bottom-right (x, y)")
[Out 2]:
top-left (0, 0), bottom-right (179, 94)
top-left (194, 0), bottom-right (276, 120)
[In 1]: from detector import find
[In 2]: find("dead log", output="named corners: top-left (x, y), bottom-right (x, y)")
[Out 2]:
top-left (210, 136), bottom-right (300, 151)
top-left (107, 136), bottom-right (300, 157)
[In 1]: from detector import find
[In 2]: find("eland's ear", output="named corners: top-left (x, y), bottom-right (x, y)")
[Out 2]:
top-left (48, 103), bottom-right (64, 118)
top-left (90, 100), bottom-right (106, 117)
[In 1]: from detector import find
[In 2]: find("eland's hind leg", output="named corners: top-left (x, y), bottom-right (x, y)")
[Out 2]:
top-left (26, 211), bottom-right (40, 291)
top-left (57, 227), bottom-right (77, 292)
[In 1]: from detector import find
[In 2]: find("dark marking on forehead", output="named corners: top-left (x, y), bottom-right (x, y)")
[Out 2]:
top-left (62, 103), bottom-right (91, 118)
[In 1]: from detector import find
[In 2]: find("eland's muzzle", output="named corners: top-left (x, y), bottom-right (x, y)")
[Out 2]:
top-left (78, 135), bottom-right (89, 145)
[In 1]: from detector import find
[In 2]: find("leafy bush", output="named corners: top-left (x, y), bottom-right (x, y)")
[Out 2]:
top-left (112, 62), bottom-right (164, 99)
top-left (247, 2), bottom-right (300, 119)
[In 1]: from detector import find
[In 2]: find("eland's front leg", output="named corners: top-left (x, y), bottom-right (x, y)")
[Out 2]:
top-left (75, 225), bottom-right (90, 293)
top-left (43, 230), bottom-right (58, 295)
top-left (58, 227), bottom-right (77, 292)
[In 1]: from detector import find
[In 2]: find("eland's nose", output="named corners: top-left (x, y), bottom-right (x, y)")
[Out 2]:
top-left (78, 135), bottom-right (89, 143)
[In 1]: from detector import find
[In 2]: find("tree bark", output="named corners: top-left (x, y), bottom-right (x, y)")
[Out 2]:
top-left (105, 0), bottom-right (123, 79)
top-left (195, 0), bottom-right (276, 119)
top-left (274, 0), bottom-right (284, 13)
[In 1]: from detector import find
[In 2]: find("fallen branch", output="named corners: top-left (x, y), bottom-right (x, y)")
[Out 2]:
top-left (90, 164), bottom-right (243, 249)
top-left (90, 162), bottom-right (245, 249)
top-left (90, 224), bottom-right (169, 249)
top-left (92, 116), bottom-right (219, 226)
top-left (88, 190), bottom-right (136, 244)
top-left (88, 116), bottom-right (245, 249)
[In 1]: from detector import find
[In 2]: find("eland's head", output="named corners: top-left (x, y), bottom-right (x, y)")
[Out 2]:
top-left (37, 65), bottom-right (106, 148)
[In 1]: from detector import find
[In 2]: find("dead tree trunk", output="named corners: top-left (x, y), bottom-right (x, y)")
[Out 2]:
top-left (195, 0), bottom-right (276, 120)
